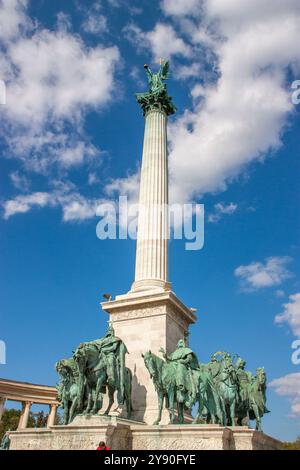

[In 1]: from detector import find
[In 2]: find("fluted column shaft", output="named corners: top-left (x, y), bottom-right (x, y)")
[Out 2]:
top-left (47, 404), bottom-right (57, 427)
top-left (18, 401), bottom-right (31, 429)
top-left (132, 108), bottom-right (170, 292)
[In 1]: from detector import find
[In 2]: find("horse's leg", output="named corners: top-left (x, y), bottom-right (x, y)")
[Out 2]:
top-left (211, 388), bottom-right (223, 425)
top-left (251, 403), bottom-right (262, 431)
top-left (63, 399), bottom-right (69, 425)
top-left (153, 391), bottom-right (163, 425)
top-left (84, 383), bottom-right (93, 413)
top-left (177, 402), bottom-right (184, 424)
top-left (104, 385), bottom-right (115, 415)
top-left (92, 373), bottom-right (106, 414)
top-left (193, 385), bottom-right (204, 424)
top-left (168, 387), bottom-right (175, 424)
top-left (69, 396), bottom-right (78, 423)
top-left (219, 395), bottom-right (226, 426)
top-left (229, 399), bottom-right (236, 427)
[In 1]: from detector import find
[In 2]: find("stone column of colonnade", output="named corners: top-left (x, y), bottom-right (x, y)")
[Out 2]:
top-left (47, 403), bottom-right (58, 427)
top-left (0, 396), bottom-right (5, 422)
top-left (131, 108), bottom-right (170, 293)
top-left (18, 401), bottom-right (32, 429)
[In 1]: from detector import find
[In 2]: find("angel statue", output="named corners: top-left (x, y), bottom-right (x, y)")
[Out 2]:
top-left (136, 60), bottom-right (176, 116)
top-left (144, 60), bottom-right (170, 96)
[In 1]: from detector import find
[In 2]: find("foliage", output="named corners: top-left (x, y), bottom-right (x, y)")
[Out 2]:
top-left (283, 436), bottom-right (300, 450)
top-left (0, 408), bottom-right (35, 441)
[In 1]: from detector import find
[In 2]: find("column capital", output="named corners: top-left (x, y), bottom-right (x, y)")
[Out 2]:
top-left (24, 401), bottom-right (33, 407)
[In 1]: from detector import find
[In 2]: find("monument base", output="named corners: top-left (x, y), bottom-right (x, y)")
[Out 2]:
top-left (8, 416), bottom-right (282, 450)
top-left (101, 289), bottom-right (197, 424)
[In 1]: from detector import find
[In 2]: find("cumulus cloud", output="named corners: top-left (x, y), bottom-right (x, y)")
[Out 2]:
top-left (82, 2), bottom-right (108, 35)
top-left (234, 256), bottom-right (293, 291)
top-left (161, 0), bottom-right (202, 17)
top-left (208, 202), bottom-right (237, 223)
top-left (105, 171), bottom-right (140, 203)
top-left (9, 171), bottom-right (30, 192)
top-left (0, 0), bottom-right (119, 173)
top-left (124, 22), bottom-right (192, 61)
top-left (0, 0), bottom-right (32, 42)
top-left (168, 0), bottom-right (300, 203)
top-left (2, 183), bottom-right (102, 222)
top-left (270, 373), bottom-right (300, 417)
top-left (275, 293), bottom-right (300, 338)
top-left (3, 192), bottom-right (52, 219)
top-left (116, 0), bottom-right (300, 206)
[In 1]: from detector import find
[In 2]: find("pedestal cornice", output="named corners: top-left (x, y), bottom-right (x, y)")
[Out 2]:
top-left (101, 290), bottom-right (197, 326)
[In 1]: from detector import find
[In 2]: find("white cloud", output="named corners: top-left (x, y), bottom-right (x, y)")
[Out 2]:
top-left (0, 0), bottom-right (119, 172)
top-left (82, 15), bottom-right (107, 35)
top-left (270, 373), bottom-right (300, 417)
top-left (60, 194), bottom-right (99, 222)
top-left (2, 181), bottom-right (103, 222)
top-left (275, 293), bottom-right (300, 338)
top-left (234, 256), bottom-right (293, 291)
top-left (3, 192), bottom-right (52, 219)
top-left (161, 0), bottom-right (202, 17)
top-left (82, 2), bottom-right (108, 35)
top-left (0, 0), bottom-right (32, 42)
top-left (176, 62), bottom-right (202, 80)
top-left (88, 172), bottom-right (99, 185)
top-left (112, 1), bottom-right (300, 206)
top-left (124, 22), bottom-right (191, 61)
top-left (105, 172), bottom-right (140, 202)
top-left (10, 171), bottom-right (30, 191)
top-left (208, 202), bottom-right (237, 223)
top-left (166, 0), bottom-right (300, 203)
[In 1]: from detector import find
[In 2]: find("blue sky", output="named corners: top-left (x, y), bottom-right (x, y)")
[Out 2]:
top-left (0, 0), bottom-right (300, 441)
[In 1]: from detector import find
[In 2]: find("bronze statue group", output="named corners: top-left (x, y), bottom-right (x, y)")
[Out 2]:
top-left (56, 324), bottom-right (269, 431)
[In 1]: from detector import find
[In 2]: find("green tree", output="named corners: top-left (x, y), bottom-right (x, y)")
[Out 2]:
top-left (283, 436), bottom-right (300, 450)
top-left (0, 408), bottom-right (35, 440)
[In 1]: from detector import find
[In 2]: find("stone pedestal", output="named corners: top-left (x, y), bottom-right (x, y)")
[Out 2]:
top-left (8, 417), bottom-right (282, 450)
top-left (131, 424), bottom-right (232, 450)
top-left (9, 416), bottom-right (133, 451)
top-left (101, 290), bottom-right (196, 424)
top-left (229, 427), bottom-right (282, 450)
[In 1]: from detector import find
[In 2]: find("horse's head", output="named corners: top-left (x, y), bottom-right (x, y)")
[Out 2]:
top-left (56, 360), bottom-right (68, 379)
top-left (256, 367), bottom-right (267, 389)
top-left (55, 360), bottom-right (74, 398)
top-left (55, 360), bottom-right (63, 374)
top-left (142, 351), bottom-right (158, 381)
top-left (73, 346), bottom-right (87, 373)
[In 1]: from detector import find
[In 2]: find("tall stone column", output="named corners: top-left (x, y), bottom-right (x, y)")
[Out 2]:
top-left (0, 397), bottom-right (6, 422)
top-left (19, 401), bottom-right (31, 429)
top-left (47, 404), bottom-right (57, 427)
top-left (131, 108), bottom-right (170, 293)
top-left (102, 62), bottom-right (197, 424)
